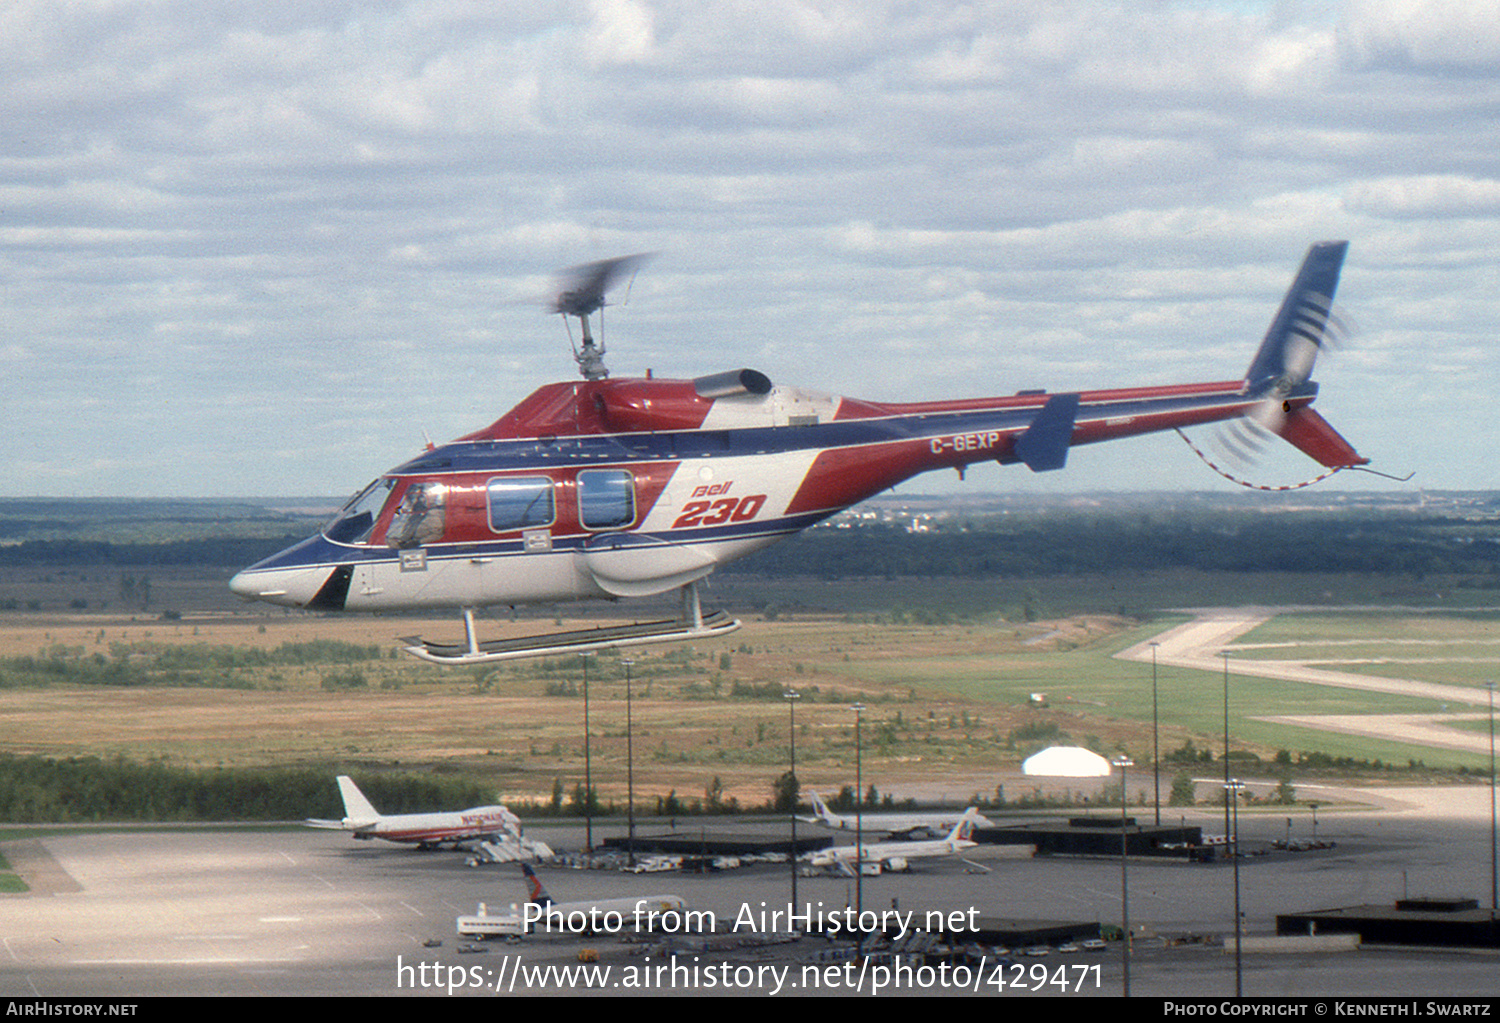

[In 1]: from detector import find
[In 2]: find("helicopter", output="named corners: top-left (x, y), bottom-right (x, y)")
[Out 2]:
top-left (231, 242), bottom-right (1371, 664)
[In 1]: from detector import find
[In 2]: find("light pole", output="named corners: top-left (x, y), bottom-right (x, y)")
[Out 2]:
top-left (1112, 755), bottom-right (1134, 997)
top-left (852, 702), bottom-right (866, 957)
top-left (1222, 651), bottom-right (1232, 849)
top-left (581, 651), bottom-right (594, 853)
top-left (622, 657), bottom-right (636, 868)
top-left (786, 689), bottom-right (801, 911)
top-left (1488, 681), bottom-right (1497, 912)
top-left (1150, 641), bottom-right (1161, 827)
top-left (1226, 778), bottom-right (1247, 998)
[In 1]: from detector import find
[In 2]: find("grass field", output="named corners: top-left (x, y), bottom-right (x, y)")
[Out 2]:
top-left (5, 596), bottom-right (1500, 812)
top-left (2, 609), bottom-right (1121, 807)
top-left (0, 849), bottom-right (26, 893)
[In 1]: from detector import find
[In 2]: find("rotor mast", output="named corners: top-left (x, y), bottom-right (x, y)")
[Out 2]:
top-left (550, 253), bottom-right (652, 381)
top-left (573, 311), bottom-right (608, 381)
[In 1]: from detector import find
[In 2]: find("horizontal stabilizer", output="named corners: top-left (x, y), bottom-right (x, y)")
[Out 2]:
top-left (1013, 393), bottom-right (1080, 472)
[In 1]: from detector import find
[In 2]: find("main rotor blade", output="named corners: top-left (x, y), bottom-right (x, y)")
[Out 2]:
top-left (550, 253), bottom-right (653, 318)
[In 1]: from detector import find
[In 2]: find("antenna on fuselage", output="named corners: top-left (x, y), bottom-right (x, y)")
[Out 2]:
top-left (550, 253), bottom-right (653, 380)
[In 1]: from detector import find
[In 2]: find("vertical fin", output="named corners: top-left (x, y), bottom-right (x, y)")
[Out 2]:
top-left (808, 791), bottom-right (833, 823)
top-left (336, 776), bottom-right (380, 822)
top-left (1244, 241), bottom-right (1348, 394)
top-left (948, 809), bottom-right (978, 844)
top-left (521, 862), bottom-right (553, 906)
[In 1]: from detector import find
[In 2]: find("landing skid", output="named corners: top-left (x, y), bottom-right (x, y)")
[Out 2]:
top-left (401, 584), bottom-right (740, 665)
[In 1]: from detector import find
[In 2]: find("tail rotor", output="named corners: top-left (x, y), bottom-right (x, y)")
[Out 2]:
top-left (1213, 242), bottom-right (1355, 468)
top-left (1216, 294), bottom-right (1353, 466)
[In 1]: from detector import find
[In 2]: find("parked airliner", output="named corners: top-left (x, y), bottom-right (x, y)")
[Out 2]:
top-left (804, 791), bottom-right (995, 837)
top-left (808, 808), bottom-right (986, 875)
top-left (305, 775), bottom-right (521, 849)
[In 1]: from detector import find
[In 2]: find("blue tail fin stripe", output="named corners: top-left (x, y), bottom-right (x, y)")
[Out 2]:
top-left (520, 862), bottom-right (553, 906)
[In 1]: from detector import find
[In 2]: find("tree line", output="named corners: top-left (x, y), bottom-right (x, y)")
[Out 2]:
top-left (0, 754), bottom-right (488, 823)
top-left (2, 509), bottom-right (1497, 581)
top-left (1, 639), bottom-right (390, 689)
top-left (722, 512), bottom-right (1500, 580)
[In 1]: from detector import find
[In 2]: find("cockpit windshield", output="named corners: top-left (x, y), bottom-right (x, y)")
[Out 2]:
top-left (323, 478), bottom-right (395, 545)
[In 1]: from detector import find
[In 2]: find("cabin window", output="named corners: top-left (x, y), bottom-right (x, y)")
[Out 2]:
top-left (578, 469), bottom-right (635, 530)
top-left (487, 476), bottom-right (555, 533)
top-left (324, 478), bottom-right (394, 545)
top-left (386, 482), bottom-right (447, 548)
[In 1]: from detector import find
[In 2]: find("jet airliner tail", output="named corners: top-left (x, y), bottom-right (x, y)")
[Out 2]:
top-left (336, 775), bottom-right (381, 827)
top-left (806, 791), bottom-right (834, 824)
top-left (521, 862), bottom-right (554, 906)
top-left (948, 808), bottom-right (980, 845)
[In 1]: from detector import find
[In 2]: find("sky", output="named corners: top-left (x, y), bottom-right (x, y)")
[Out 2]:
top-left (2, 0), bottom-right (1497, 500)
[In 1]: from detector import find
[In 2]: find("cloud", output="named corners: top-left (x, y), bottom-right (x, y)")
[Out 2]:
top-left (1340, 0), bottom-right (1500, 76)
top-left (1344, 175), bottom-right (1500, 219)
top-left (0, 0), bottom-right (1496, 495)
top-left (584, 0), bottom-right (657, 65)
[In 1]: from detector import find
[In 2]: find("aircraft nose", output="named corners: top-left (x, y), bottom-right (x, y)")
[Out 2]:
top-left (228, 565), bottom-right (337, 608)
top-left (229, 567), bottom-right (296, 605)
top-left (228, 570), bottom-right (259, 601)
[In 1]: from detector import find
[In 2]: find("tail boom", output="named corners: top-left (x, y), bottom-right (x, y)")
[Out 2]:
top-left (787, 243), bottom-right (1368, 508)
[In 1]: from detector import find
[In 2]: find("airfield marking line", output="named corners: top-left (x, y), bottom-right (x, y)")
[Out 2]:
top-left (72, 957), bottom-right (302, 965)
top-left (1080, 885), bottom-right (1121, 904)
top-left (171, 933), bottom-right (248, 941)
top-left (1032, 886), bottom-right (1093, 907)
